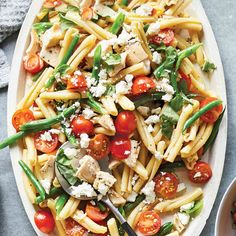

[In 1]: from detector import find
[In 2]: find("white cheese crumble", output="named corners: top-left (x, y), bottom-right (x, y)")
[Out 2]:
top-left (80, 133), bottom-right (90, 148)
top-left (115, 74), bottom-right (134, 96)
top-left (90, 81), bottom-right (107, 97)
top-left (127, 191), bottom-right (138, 202)
top-left (177, 183), bottom-right (186, 193)
top-left (151, 107), bottom-right (161, 115)
top-left (156, 78), bottom-right (175, 102)
top-left (180, 202), bottom-right (195, 212)
top-left (64, 147), bottom-right (78, 159)
top-left (82, 107), bottom-right (95, 119)
top-left (162, 94), bottom-right (173, 102)
top-left (177, 212), bottom-right (190, 225)
top-left (132, 174), bottom-right (139, 186)
top-left (147, 22), bottom-right (161, 36)
top-left (145, 115), bottom-right (160, 125)
top-left (154, 151), bottom-right (163, 160)
top-left (141, 181), bottom-right (156, 204)
top-left (74, 70), bottom-right (82, 76)
top-left (40, 131), bottom-right (53, 142)
top-left (70, 182), bottom-right (97, 198)
top-left (147, 124), bottom-right (154, 133)
top-left (98, 69), bottom-right (108, 80)
top-left (152, 51), bottom-right (162, 64)
top-left (40, 179), bottom-right (51, 194)
top-left (137, 106), bottom-right (150, 117)
top-left (135, 4), bottom-right (153, 16)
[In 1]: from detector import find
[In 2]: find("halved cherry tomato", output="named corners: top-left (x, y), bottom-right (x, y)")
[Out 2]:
top-left (34, 210), bottom-right (55, 234)
top-left (200, 97), bottom-right (223, 123)
top-left (81, 7), bottom-right (93, 21)
top-left (67, 73), bottom-right (87, 92)
top-left (154, 172), bottom-right (179, 199)
top-left (188, 161), bottom-right (212, 184)
top-left (87, 134), bottom-right (110, 160)
top-left (71, 116), bottom-right (94, 137)
top-left (115, 111), bottom-right (137, 135)
top-left (23, 54), bottom-right (44, 74)
top-left (43, 0), bottom-right (62, 8)
top-left (86, 203), bottom-right (109, 222)
top-left (131, 76), bottom-right (156, 95)
top-left (12, 108), bottom-right (35, 131)
top-left (65, 218), bottom-right (88, 236)
top-left (34, 130), bottom-right (59, 154)
top-left (150, 29), bottom-right (175, 46)
top-left (137, 211), bottom-right (161, 235)
top-left (110, 137), bottom-right (131, 160)
top-left (179, 71), bottom-right (192, 91)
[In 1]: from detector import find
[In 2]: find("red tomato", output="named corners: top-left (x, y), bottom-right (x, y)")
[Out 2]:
top-left (233, 212), bottom-right (236, 224)
top-left (137, 211), bottom-right (161, 235)
top-left (188, 161), bottom-right (212, 184)
top-left (110, 137), bottom-right (131, 160)
top-left (34, 130), bottom-right (59, 154)
top-left (87, 134), bottom-right (110, 160)
top-left (150, 29), bottom-right (175, 46)
top-left (200, 97), bottom-right (223, 123)
top-left (71, 116), bottom-right (94, 137)
top-left (131, 76), bottom-right (156, 95)
top-left (43, 0), bottom-right (62, 8)
top-left (179, 71), bottom-right (192, 91)
top-left (67, 73), bottom-right (87, 92)
top-left (115, 111), bottom-right (137, 135)
top-left (154, 172), bottom-right (179, 199)
top-left (23, 54), bottom-right (44, 74)
top-left (86, 203), bottom-right (109, 222)
top-left (197, 147), bottom-right (204, 157)
top-left (81, 7), bottom-right (93, 20)
top-left (34, 210), bottom-right (55, 234)
top-left (65, 218), bottom-right (88, 236)
top-left (12, 108), bottom-right (35, 131)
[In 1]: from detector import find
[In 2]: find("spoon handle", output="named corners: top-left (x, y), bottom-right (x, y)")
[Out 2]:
top-left (102, 197), bottom-right (137, 236)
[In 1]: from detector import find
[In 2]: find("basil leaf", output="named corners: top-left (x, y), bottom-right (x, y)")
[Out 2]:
top-left (202, 60), bottom-right (217, 72)
top-left (170, 94), bottom-right (183, 112)
top-left (184, 200), bottom-right (203, 217)
top-left (33, 22), bottom-right (53, 35)
top-left (105, 54), bottom-right (121, 65)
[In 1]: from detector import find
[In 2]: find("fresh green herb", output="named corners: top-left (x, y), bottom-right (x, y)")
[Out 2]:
top-left (59, 13), bottom-right (76, 31)
top-left (124, 195), bottom-right (145, 216)
top-left (33, 22), bottom-right (53, 35)
top-left (204, 108), bottom-right (225, 153)
top-left (178, 78), bottom-right (188, 94)
top-left (202, 60), bottom-right (217, 72)
top-left (105, 54), bottom-right (121, 66)
top-left (104, 84), bottom-right (115, 96)
top-left (134, 92), bottom-right (164, 107)
top-left (170, 71), bottom-right (178, 93)
top-left (62, 124), bottom-right (78, 146)
top-left (149, 43), bottom-right (167, 52)
top-left (97, 202), bottom-right (107, 212)
top-left (110, 12), bottom-right (125, 35)
top-left (56, 193), bottom-right (70, 215)
top-left (120, 0), bottom-right (128, 6)
top-left (183, 199), bottom-right (203, 217)
top-left (19, 160), bottom-right (46, 201)
top-left (159, 161), bottom-right (185, 172)
top-left (169, 93), bottom-right (183, 112)
top-left (183, 100), bottom-right (222, 132)
top-left (56, 149), bottom-right (79, 186)
top-left (35, 187), bottom-right (64, 204)
top-left (91, 45), bottom-right (102, 83)
top-left (32, 70), bottom-right (44, 82)
top-left (143, 24), bottom-right (150, 33)
top-left (38, 8), bottom-right (50, 22)
top-left (55, 81), bottom-right (67, 91)
top-left (118, 207), bottom-right (126, 218)
top-left (157, 222), bottom-right (173, 236)
top-left (160, 106), bottom-right (179, 139)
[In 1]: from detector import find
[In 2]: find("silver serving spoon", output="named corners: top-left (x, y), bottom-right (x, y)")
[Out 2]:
top-left (55, 141), bottom-right (137, 236)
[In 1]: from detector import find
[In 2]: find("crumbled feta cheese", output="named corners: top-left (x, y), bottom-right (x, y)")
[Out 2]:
top-left (127, 191), bottom-right (138, 202)
top-left (132, 174), bottom-right (139, 186)
top-left (151, 107), bottom-right (161, 115)
top-left (147, 22), bottom-right (161, 36)
top-left (177, 183), bottom-right (186, 193)
top-left (40, 131), bottom-right (53, 142)
top-left (154, 151), bottom-right (163, 160)
top-left (193, 172), bottom-right (202, 178)
top-left (177, 212), bottom-right (190, 225)
top-left (115, 74), bottom-right (134, 96)
top-left (80, 133), bottom-right (90, 148)
top-left (74, 70), bottom-right (82, 76)
top-left (137, 106), bottom-right (150, 117)
top-left (145, 115), bottom-right (160, 125)
top-left (156, 78), bottom-right (175, 102)
top-left (147, 124), bottom-right (154, 133)
top-left (70, 182), bottom-right (97, 198)
top-left (40, 179), bottom-right (51, 194)
top-left (98, 69), bottom-right (108, 80)
top-left (49, 129), bottom-right (60, 134)
top-left (125, 74), bottom-right (134, 83)
top-left (90, 82), bottom-right (107, 97)
top-left (124, 140), bottom-right (140, 168)
top-left (162, 93), bottom-right (173, 102)
top-left (64, 147), bottom-right (78, 159)
top-left (152, 51), bottom-right (162, 64)
top-left (180, 202), bottom-right (195, 212)
top-left (141, 181), bottom-right (156, 204)
top-left (82, 107), bottom-right (95, 119)
top-left (135, 4), bottom-right (153, 16)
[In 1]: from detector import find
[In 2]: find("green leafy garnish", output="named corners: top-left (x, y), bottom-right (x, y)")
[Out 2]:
top-left (183, 200), bottom-right (204, 217)
top-left (56, 149), bottom-right (79, 186)
top-left (67, 5), bottom-right (80, 12)
top-left (202, 60), bottom-right (217, 72)
top-left (170, 93), bottom-right (183, 112)
top-left (59, 13), bottom-right (76, 31)
top-left (33, 22), bottom-right (53, 35)
top-left (105, 54), bottom-right (121, 65)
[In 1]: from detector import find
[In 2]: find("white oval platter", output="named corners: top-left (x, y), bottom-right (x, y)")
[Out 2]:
top-left (7, 0), bottom-right (227, 236)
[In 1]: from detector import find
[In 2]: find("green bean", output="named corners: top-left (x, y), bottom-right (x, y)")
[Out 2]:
top-left (157, 222), bottom-right (173, 236)
top-left (182, 100), bottom-right (222, 132)
top-left (204, 108), bottom-right (225, 153)
top-left (120, 0), bottom-right (128, 6)
top-left (45, 34), bottom-right (80, 88)
top-left (56, 192), bottom-right (70, 214)
top-left (134, 92), bottom-right (165, 107)
top-left (62, 124), bottom-right (78, 146)
top-left (20, 104), bottom-right (78, 131)
top-left (159, 161), bottom-right (185, 172)
top-left (32, 69), bottom-right (44, 82)
top-left (170, 71), bottom-right (178, 93)
top-left (97, 202), bottom-right (107, 212)
top-left (124, 195), bottom-right (145, 216)
top-left (118, 206), bottom-right (126, 218)
top-left (19, 160), bottom-right (46, 201)
top-left (35, 187), bottom-right (64, 204)
top-left (110, 13), bottom-right (125, 35)
top-left (176, 43), bottom-right (203, 71)
top-left (0, 131), bottom-right (27, 150)
top-left (91, 45), bottom-right (102, 82)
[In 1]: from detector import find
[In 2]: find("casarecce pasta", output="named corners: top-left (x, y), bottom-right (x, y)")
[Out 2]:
top-left (0, 0), bottom-right (225, 235)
